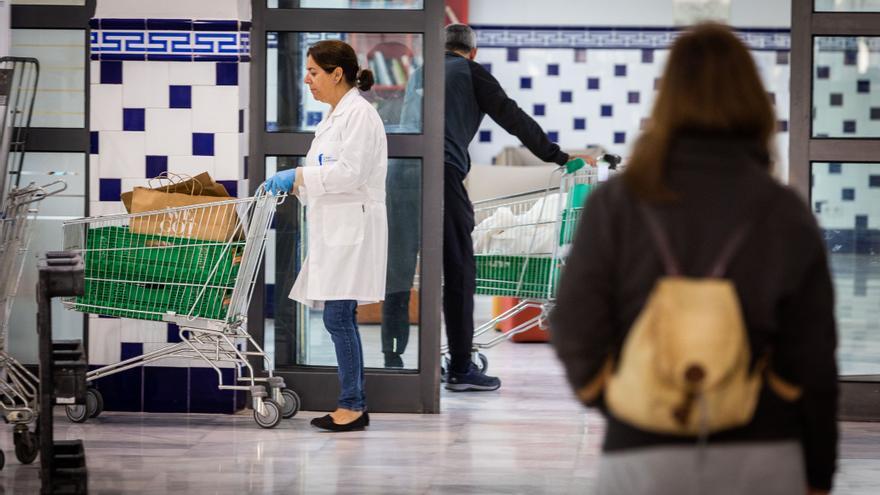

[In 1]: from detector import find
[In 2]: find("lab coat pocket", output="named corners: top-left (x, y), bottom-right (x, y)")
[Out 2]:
top-left (323, 202), bottom-right (365, 246)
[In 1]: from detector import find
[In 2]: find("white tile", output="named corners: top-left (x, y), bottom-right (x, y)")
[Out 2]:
top-left (90, 60), bottom-right (100, 81)
top-left (168, 155), bottom-right (215, 178)
top-left (168, 62), bottom-right (215, 86)
top-left (145, 108), bottom-right (192, 156)
top-left (100, 131), bottom-right (145, 178)
top-left (237, 179), bottom-right (249, 198)
top-left (191, 86), bottom-right (239, 133)
top-left (88, 318), bottom-right (121, 365)
top-left (214, 132), bottom-right (240, 180)
top-left (90, 84), bottom-right (123, 131)
top-left (118, 320), bottom-right (166, 344)
top-left (238, 62), bottom-right (250, 108)
top-left (121, 177), bottom-right (151, 196)
top-left (89, 200), bottom-right (127, 217)
top-left (122, 61), bottom-right (170, 109)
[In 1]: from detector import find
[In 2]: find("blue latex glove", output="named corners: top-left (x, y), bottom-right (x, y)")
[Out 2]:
top-left (264, 169), bottom-right (297, 195)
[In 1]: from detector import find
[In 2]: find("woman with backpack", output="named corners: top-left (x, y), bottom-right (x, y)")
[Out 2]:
top-left (549, 23), bottom-right (838, 495)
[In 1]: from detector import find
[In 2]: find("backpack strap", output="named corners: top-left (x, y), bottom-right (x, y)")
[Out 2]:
top-left (638, 204), bottom-right (682, 277)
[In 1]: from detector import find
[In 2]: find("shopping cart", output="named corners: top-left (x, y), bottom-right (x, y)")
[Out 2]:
top-left (441, 156), bottom-right (621, 376)
top-left (0, 181), bottom-right (67, 469)
top-left (61, 187), bottom-right (297, 429)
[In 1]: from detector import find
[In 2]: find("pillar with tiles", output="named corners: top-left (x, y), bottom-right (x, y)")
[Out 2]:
top-left (87, 0), bottom-right (251, 414)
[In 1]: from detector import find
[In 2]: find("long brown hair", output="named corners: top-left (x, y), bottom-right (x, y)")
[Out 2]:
top-left (624, 22), bottom-right (777, 201)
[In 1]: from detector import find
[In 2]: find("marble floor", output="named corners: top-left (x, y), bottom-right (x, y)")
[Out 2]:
top-left (2, 340), bottom-right (880, 494)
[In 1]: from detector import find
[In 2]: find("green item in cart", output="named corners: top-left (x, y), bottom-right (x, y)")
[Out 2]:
top-left (75, 279), bottom-right (232, 321)
top-left (559, 183), bottom-right (591, 245)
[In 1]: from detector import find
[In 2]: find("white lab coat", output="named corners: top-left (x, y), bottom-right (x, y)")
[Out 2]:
top-left (288, 87), bottom-right (389, 308)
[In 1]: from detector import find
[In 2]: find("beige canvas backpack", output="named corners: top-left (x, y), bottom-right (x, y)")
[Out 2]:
top-left (598, 204), bottom-right (800, 436)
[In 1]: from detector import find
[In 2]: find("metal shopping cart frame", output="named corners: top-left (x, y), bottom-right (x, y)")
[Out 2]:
top-left (441, 157), bottom-right (621, 376)
top-left (61, 187), bottom-right (297, 429)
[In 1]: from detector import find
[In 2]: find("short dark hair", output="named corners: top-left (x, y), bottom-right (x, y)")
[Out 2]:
top-left (445, 24), bottom-right (476, 52)
top-left (307, 40), bottom-right (374, 92)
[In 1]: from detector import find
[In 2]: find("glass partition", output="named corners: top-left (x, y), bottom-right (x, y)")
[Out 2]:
top-left (812, 36), bottom-right (880, 138)
top-left (815, 0), bottom-right (880, 11)
top-left (267, 32), bottom-right (423, 133)
top-left (269, 0), bottom-right (423, 9)
top-left (811, 161), bottom-right (880, 376)
top-left (265, 156), bottom-right (422, 370)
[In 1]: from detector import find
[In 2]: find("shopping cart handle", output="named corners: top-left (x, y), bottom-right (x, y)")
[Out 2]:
top-left (564, 158), bottom-right (586, 174)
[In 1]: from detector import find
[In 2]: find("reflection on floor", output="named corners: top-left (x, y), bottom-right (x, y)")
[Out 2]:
top-left (832, 254), bottom-right (880, 376)
top-left (2, 336), bottom-right (879, 493)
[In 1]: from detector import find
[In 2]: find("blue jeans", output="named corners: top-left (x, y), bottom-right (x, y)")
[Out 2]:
top-left (322, 300), bottom-right (366, 411)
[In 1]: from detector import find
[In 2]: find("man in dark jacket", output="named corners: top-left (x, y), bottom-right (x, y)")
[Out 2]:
top-left (440, 24), bottom-right (595, 391)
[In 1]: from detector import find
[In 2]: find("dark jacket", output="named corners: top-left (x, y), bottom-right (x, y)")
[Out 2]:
top-left (444, 51), bottom-right (569, 176)
top-left (549, 135), bottom-right (838, 491)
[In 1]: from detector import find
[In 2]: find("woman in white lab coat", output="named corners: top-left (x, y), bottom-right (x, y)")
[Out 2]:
top-left (264, 40), bottom-right (388, 432)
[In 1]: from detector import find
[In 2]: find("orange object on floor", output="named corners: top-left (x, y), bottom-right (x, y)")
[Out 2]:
top-left (492, 296), bottom-right (549, 343)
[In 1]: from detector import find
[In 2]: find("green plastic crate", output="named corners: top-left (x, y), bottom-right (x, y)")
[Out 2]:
top-left (475, 255), bottom-right (557, 298)
top-left (83, 226), bottom-right (243, 286)
top-left (75, 279), bottom-right (231, 321)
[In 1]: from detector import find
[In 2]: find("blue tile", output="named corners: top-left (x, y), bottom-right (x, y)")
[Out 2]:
top-left (533, 104), bottom-right (545, 116)
top-left (768, 92), bottom-right (776, 105)
top-left (90, 364), bottom-right (142, 412)
top-left (146, 155), bottom-right (168, 178)
top-left (778, 120), bottom-right (789, 132)
top-left (243, 156), bottom-right (249, 179)
top-left (601, 105), bottom-right (613, 117)
top-left (146, 19), bottom-right (192, 31)
top-left (88, 18), bottom-right (99, 29)
top-left (507, 48), bottom-right (519, 62)
top-left (169, 85), bottom-right (191, 108)
top-left (573, 118), bottom-right (586, 130)
top-left (102, 53), bottom-right (146, 62)
top-left (845, 50), bottom-right (857, 65)
top-left (654, 78), bottom-right (661, 90)
top-left (100, 61), bottom-right (123, 84)
top-left (190, 367), bottom-right (238, 414)
top-left (816, 66), bottom-right (830, 79)
top-left (857, 79), bottom-right (870, 93)
top-left (123, 108), bottom-right (145, 131)
top-left (143, 366), bottom-right (189, 413)
top-left (548, 131), bottom-right (559, 143)
top-left (587, 77), bottom-right (599, 90)
top-left (101, 18), bottom-right (145, 30)
top-left (614, 132), bottom-right (626, 144)
top-left (121, 342), bottom-right (143, 361)
top-left (520, 77), bottom-right (532, 89)
top-left (193, 133), bottom-right (215, 156)
top-left (560, 91), bottom-right (572, 103)
top-left (306, 111), bottom-right (323, 126)
top-left (147, 54), bottom-right (194, 62)
top-left (843, 120), bottom-right (857, 134)
top-left (99, 178), bottom-right (121, 202)
top-left (217, 180), bottom-right (238, 198)
top-left (90, 131), bottom-right (99, 154)
top-left (842, 188), bottom-right (855, 201)
top-left (869, 175), bottom-right (880, 187)
top-left (194, 20), bottom-right (238, 31)
top-left (240, 21), bottom-right (252, 31)
top-left (216, 62), bottom-right (238, 86)
top-left (776, 51), bottom-right (789, 65)
top-left (829, 163), bottom-right (842, 174)
top-left (641, 49), bottom-right (654, 64)
top-left (239, 109), bottom-right (245, 133)
top-left (167, 323), bottom-right (182, 343)
top-left (856, 215), bottom-right (869, 229)
top-left (614, 64), bottom-right (627, 77)
top-left (481, 63), bottom-right (492, 73)
top-left (814, 201), bottom-right (823, 214)
top-left (628, 91), bottom-right (640, 104)
top-left (479, 130), bottom-right (492, 142)
top-left (871, 107), bottom-right (880, 120)
top-left (830, 93), bottom-right (843, 106)
top-left (547, 64), bottom-right (559, 76)
top-left (265, 283), bottom-right (275, 319)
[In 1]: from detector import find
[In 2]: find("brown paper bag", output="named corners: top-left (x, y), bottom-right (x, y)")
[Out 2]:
top-left (129, 187), bottom-right (240, 242)
top-left (121, 172), bottom-right (230, 213)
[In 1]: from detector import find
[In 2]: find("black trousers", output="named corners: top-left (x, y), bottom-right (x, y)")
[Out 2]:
top-left (443, 166), bottom-right (476, 373)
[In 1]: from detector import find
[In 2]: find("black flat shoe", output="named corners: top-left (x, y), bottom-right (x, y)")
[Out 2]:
top-left (364, 411), bottom-right (370, 426)
top-left (310, 413), bottom-right (367, 432)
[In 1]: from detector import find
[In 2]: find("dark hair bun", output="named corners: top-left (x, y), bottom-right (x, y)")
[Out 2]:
top-left (356, 69), bottom-right (374, 91)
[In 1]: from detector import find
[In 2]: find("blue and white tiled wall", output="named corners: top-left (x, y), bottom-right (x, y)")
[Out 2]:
top-left (467, 26), bottom-right (792, 175)
top-left (87, 14), bottom-right (250, 413)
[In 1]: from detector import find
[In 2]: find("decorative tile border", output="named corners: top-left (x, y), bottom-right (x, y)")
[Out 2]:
top-left (90, 18), bottom-right (251, 62)
top-left (470, 25), bottom-right (791, 51)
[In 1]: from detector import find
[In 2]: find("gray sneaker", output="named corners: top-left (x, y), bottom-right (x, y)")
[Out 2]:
top-left (445, 363), bottom-right (501, 392)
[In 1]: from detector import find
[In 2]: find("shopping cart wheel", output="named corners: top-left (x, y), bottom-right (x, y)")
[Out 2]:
top-left (477, 353), bottom-right (489, 374)
top-left (65, 389), bottom-right (99, 423)
top-left (13, 425), bottom-right (38, 465)
top-left (254, 399), bottom-right (282, 429)
top-left (0, 448), bottom-right (5, 470)
top-left (280, 389), bottom-right (300, 419)
top-left (89, 389), bottom-right (104, 418)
